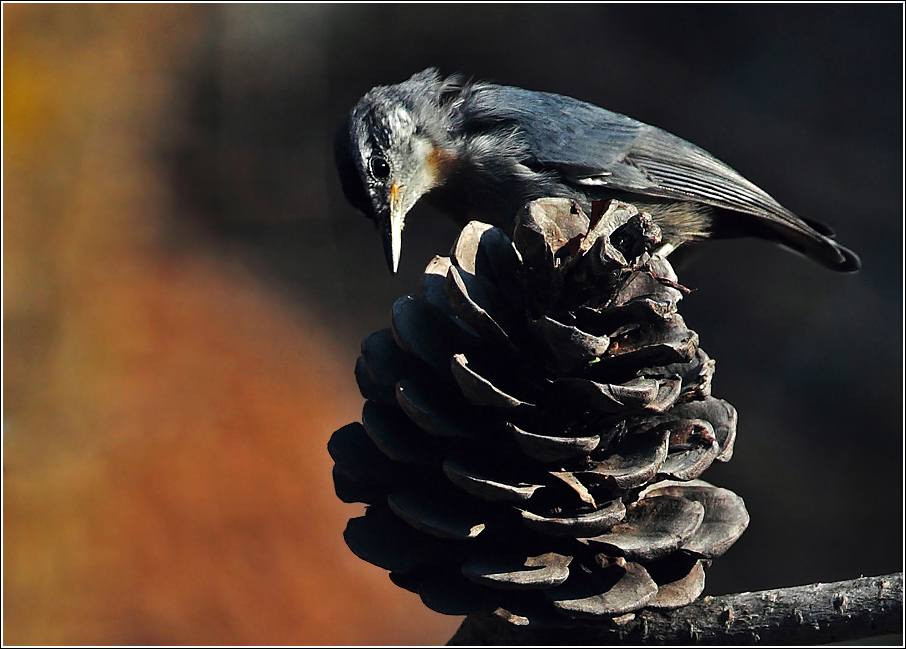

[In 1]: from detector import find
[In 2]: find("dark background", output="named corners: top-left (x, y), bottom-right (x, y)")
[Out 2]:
top-left (5, 3), bottom-right (901, 644)
top-left (170, 2), bottom-right (902, 595)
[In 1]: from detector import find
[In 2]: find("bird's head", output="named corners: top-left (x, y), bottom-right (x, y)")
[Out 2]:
top-left (334, 69), bottom-right (460, 273)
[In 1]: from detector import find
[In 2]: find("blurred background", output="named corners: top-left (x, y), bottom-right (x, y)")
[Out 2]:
top-left (3, 4), bottom-right (902, 645)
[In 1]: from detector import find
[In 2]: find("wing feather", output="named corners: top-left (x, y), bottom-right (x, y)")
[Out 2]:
top-left (460, 84), bottom-right (858, 270)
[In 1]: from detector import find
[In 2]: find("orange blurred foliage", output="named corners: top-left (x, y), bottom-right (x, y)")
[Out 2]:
top-left (3, 5), bottom-right (460, 644)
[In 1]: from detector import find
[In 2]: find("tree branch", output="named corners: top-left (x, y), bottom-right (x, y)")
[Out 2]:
top-left (448, 572), bottom-right (903, 645)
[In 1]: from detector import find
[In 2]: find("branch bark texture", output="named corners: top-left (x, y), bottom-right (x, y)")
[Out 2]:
top-left (448, 572), bottom-right (903, 645)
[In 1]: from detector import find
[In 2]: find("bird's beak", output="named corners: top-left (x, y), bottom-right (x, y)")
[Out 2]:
top-left (381, 183), bottom-right (405, 274)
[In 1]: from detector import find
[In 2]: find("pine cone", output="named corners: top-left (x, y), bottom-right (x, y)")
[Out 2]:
top-left (328, 198), bottom-right (749, 627)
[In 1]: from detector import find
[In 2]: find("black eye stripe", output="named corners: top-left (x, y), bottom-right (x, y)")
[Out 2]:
top-left (370, 157), bottom-right (391, 180)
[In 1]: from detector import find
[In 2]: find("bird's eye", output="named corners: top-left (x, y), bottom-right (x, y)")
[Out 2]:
top-left (369, 156), bottom-right (390, 180)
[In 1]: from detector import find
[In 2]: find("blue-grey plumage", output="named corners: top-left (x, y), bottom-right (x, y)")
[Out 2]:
top-left (334, 69), bottom-right (860, 274)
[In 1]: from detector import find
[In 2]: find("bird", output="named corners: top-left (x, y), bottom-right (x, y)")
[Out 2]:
top-left (334, 68), bottom-right (860, 275)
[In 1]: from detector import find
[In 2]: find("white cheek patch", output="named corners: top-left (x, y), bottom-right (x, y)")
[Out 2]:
top-left (411, 137), bottom-right (437, 183)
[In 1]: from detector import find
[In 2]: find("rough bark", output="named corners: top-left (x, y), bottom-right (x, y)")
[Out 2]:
top-left (448, 572), bottom-right (903, 645)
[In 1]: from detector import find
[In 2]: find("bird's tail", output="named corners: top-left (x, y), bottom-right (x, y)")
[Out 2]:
top-left (711, 208), bottom-right (861, 272)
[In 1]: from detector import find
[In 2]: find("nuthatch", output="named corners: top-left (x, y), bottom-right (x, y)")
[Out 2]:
top-left (334, 68), bottom-right (860, 274)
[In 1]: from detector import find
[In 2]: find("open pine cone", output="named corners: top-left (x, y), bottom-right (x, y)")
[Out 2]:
top-left (328, 198), bottom-right (749, 626)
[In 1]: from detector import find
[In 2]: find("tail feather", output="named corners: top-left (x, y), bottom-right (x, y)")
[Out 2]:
top-left (711, 207), bottom-right (861, 272)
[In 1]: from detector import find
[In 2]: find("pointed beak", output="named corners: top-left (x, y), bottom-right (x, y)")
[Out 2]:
top-left (380, 183), bottom-right (405, 274)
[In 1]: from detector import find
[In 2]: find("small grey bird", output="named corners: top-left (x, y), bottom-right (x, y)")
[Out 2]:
top-left (334, 68), bottom-right (859, 274)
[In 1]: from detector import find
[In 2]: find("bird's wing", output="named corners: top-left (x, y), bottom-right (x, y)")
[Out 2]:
top-left (461, 84), bottom-right (858, 270)
top-left (465, 86), bottom-right (796, 220)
